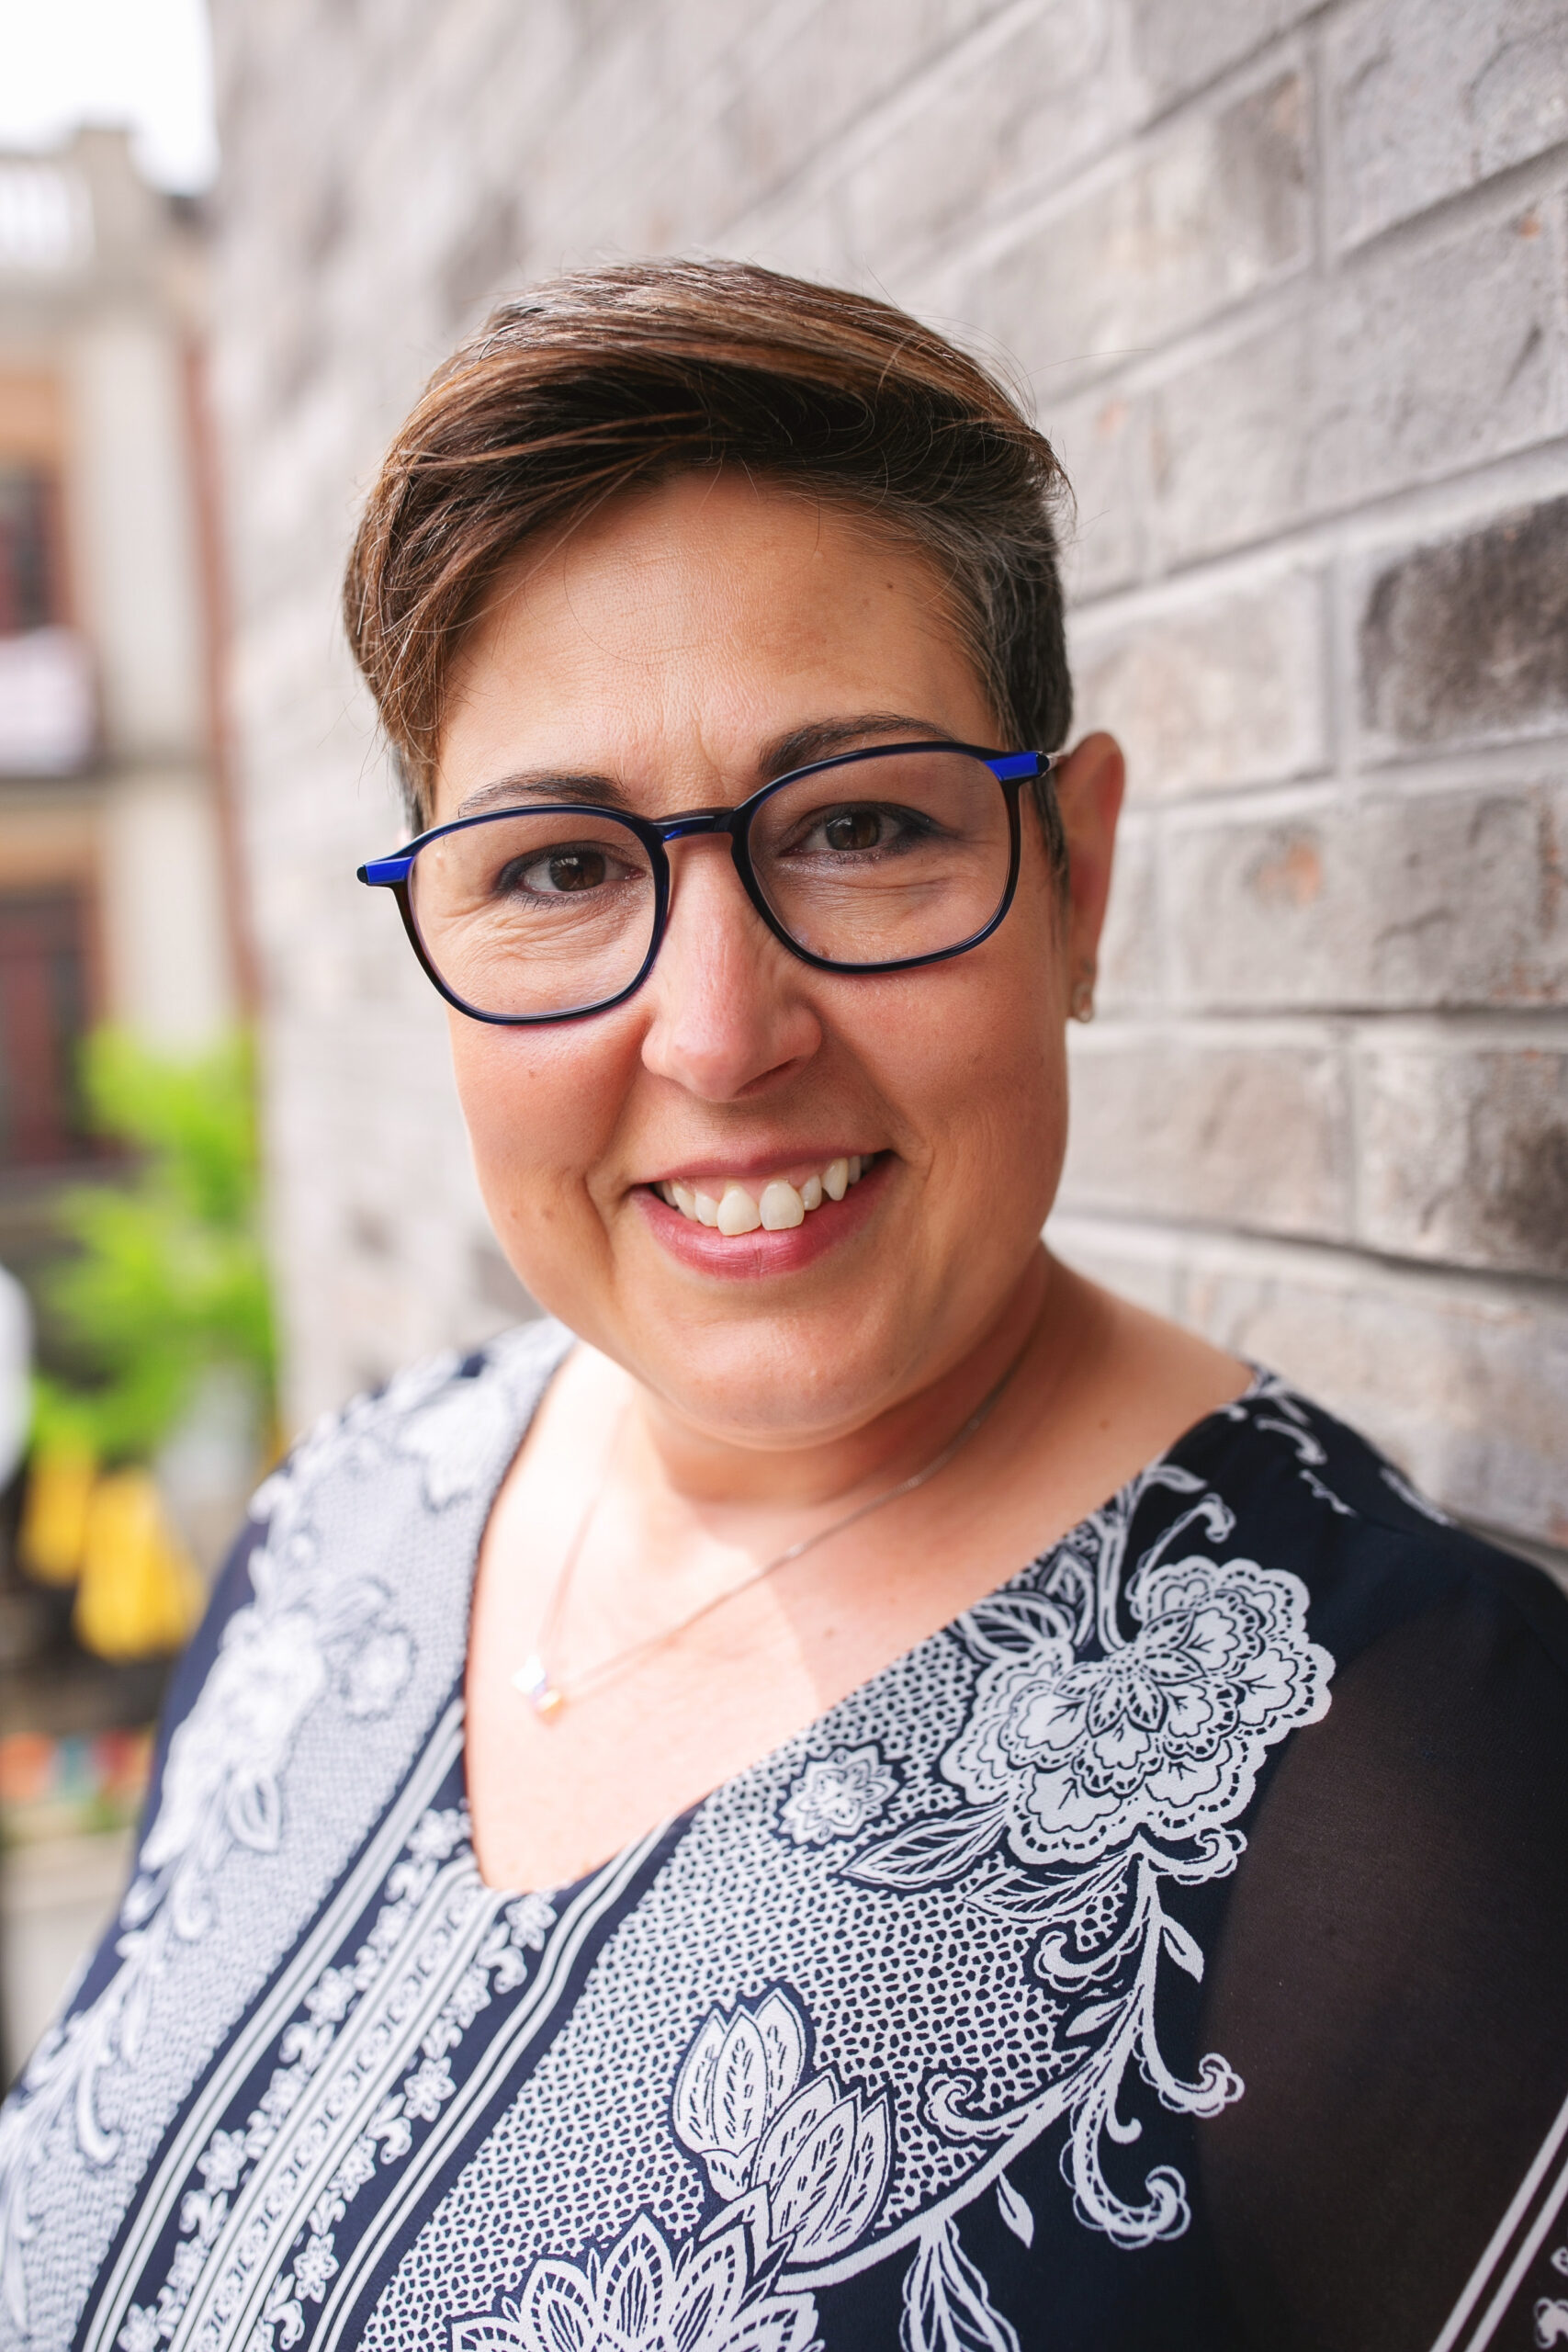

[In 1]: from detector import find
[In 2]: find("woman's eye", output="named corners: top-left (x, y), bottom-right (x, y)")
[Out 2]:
top-left (795, 802), bottom-right (935, 857)
top-left (510, 846), bottom-right (613, 894)
top-left (821, 807), bottom-right (886, 854)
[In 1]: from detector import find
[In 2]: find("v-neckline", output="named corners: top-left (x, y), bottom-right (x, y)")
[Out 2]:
top-left (454, 1326), bottom-right (1267, 1903)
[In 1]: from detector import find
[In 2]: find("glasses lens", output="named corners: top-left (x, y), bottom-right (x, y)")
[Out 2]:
top-left (749, 749), bottom-right (1013, 967)
top-left (408, 808), bottom-right (657, 1018)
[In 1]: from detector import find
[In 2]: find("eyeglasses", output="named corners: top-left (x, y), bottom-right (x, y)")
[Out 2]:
top-left (357, 740), bottom-right (1051, 1025)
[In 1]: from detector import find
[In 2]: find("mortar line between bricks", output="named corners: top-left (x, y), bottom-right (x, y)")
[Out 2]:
top-left (1327, 130), bottom-right (1568, 276)
top-left (1343, 1008), bottom-right (1366, 1250)
top-left (1551, 189), bottom-right (1568, 447)
top-left (1322, 518), bottom-right (1352, 796)
top-left (1306, 6), bottom-right (1333, 290)
top-left (1061, 442), bottom-right (1568, 628)
top-left (1072, 435), bottom-right (1568, 604)
top-left (1077, 1012), bottom-right (1568, 1046)
top-left (1122, 767), bottom-right (1549, 824)
top-left (1048, 1209), bottom-right (1568, 1306)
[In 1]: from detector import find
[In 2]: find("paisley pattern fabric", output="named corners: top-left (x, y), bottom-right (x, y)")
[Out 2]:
top-left (5, 1321), bottom-right (1568, 2352)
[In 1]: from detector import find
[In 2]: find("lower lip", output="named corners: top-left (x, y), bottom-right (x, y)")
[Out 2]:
top-left (634, 1157), bottom-right (890, 1280)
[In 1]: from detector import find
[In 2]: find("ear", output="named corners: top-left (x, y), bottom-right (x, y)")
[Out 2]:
top-left (1053, 731), bottom-right (1125, 992)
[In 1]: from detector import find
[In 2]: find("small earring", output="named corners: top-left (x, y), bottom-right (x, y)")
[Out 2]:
top-left (1069, 974), bottom-right (1096, 1023)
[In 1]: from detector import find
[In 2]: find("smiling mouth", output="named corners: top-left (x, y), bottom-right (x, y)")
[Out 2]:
top-left (651, 1154), bottom-right (876, 1234)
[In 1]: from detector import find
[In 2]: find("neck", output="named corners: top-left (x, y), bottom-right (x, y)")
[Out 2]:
top-left (610, 1247), bottom-right (1097, 1524)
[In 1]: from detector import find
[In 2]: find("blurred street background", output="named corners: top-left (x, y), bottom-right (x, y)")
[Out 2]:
top-left (0, 2), bottom-right (267, 2079)
top-left (2, 0), bottom-right (1567, 2081)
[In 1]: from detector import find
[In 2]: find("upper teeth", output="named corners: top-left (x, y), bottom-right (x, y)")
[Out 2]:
top-left (657, 1156), bottom-right (870, 1231)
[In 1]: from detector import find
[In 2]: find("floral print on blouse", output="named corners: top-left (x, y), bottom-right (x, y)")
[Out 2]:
top-left (5, 1319), bottom-right (1567, 2352)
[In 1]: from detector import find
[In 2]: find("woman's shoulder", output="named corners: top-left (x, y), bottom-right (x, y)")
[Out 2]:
top-left (259, 1316), bottom-right (573, 1532)
top-left (0, 1324), bottom-right (574, 2345)
top-left (1176, 1374), bottom-right (1568, 2352)
top-left (1163, 1363), bottom-right (1568, 1675)
top-left (151, 1317), bottom-right (576, 1776)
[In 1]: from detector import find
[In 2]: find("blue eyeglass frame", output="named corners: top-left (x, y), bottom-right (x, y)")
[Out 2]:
top-left (357, 739), bottom-right (1051, 1026)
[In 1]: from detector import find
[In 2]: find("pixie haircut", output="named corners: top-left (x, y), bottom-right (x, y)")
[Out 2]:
top-left (344, 258), bottom-right (1074, 864)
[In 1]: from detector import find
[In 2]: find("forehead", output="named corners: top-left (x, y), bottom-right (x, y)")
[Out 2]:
top-left (432, 471), bottom-right (993, 820)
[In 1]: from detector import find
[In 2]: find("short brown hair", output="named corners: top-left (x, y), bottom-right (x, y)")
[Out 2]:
top-left (344, 258), bottom-right (1074, 854)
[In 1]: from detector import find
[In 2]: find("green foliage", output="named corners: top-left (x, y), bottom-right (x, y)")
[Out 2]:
top-left (31, 1030), bottom-right (276, 1464)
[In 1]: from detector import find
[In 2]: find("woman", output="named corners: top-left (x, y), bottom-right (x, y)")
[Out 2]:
top-left (6, 261), bottom-right (1567, 2352)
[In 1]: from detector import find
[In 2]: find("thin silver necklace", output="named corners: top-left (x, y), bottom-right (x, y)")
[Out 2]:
top-left (510, 1353), bottom-right (1023, 1722)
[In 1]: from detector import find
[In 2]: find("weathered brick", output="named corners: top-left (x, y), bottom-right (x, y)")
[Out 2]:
top-left (1166, 783), bottom-right (1568, 1012)
top-left (1179, 1238), bottom-right (1568, 1547)
top-left (265, 1008), bottom-right (513, 1423)
top-left (1358, 499), bottom-right (1568, 753)
top-left (823, 0), bottom-right (1131, 271)
top-left (1130, 0), bottom-right (1318, 110)
top-left (705, 0), bottom-right (1048, 232)
top-left (1356, 1044), bottom-right (1568, 1279)
top-left (1050, 1213), bottom-right (1568, 1547)
top-left (1147, 208), bottom-right (1562, 563)
top-left (1327, 0), bottom-right (1568, 252)
top-left (1070, 563), bottom-right (1326, 797)
top-left (1058, 1030), bottom-right (1351, 1237)
top-left (974, 68), bottom-right (1311, 384)
top-left (1041, 383), bottom-right (1150, 597)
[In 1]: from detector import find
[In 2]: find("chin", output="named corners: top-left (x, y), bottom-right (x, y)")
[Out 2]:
top-left (624, 1296), bottom-right (920, 1446)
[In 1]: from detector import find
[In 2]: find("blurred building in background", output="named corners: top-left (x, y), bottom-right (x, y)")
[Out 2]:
top-left (0, 124), bottom-right (235, 1168)
top-left (0, 123), bottom-right (241, 2078)
top-left (207, 0), bottom-right (1567, 1576)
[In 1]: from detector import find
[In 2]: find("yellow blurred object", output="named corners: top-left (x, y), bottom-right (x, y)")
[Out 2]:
top-left (73, 1467), bottom-right (206, 1661)
top-left (18, 1442), bottom-right (96, 1586)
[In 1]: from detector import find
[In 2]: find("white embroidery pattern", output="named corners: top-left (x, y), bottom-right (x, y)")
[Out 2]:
top-left (672, 1990), bottom-right (892, 2264)
top-left (842, 1461), bottom-right (1333, 2254)
top-left (779, 1747), bottom-right (899, 1848)
top-left (670, 1994), bottom-right (1021, 2350)
top-left (115, 1806), bottom-right (554, 2352)
top-left (1224, 1372), bottom-right (1357, 1517)
top-left (450, 2213), bottom-right (821, 2352)
top-left (0, 1405), bottom-right (417, 2331)
top-left (456, 1981), bottom-right (1032, 2352)
top-left (0, 1336), bottom-right (553, 2343)
top-left (10, 1348), bottom-right (1353, 2352)
top-left (901, 2216), bottom-right (1021, 2352)
top-left (942, 1552), bottom-right (1325, 1866)
top-left (455, 1986), bottom-right (890, 2352)
top-left (1535, 2243), bottom-right (1568, 2343)
top-left (451, 1457), bottom-right (1330, 2346)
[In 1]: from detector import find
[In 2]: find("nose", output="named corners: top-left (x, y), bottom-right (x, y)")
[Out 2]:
top-left (637, 833), bottom-right (822, 1102)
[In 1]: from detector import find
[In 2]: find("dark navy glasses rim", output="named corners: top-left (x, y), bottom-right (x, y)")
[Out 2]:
top-left (356, 739), bottom-right (1051, 1027)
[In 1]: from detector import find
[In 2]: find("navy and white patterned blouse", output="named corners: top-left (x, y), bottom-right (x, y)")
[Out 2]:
top-left (6, 1319), bottom-right (1568, 2352)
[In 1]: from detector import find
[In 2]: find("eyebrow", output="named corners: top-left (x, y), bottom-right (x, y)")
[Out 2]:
top-left (450, 712), bottom-right (964, 821)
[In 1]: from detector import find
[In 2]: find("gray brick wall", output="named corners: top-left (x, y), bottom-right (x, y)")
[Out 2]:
top-left (209, 0), bottom-right (1568, 1566)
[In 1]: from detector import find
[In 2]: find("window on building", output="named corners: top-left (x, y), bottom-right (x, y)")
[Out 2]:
top-left (0, 456), bottom-right (92, 774)
top-left (0, 465), bottom-right (65, 636)
top-left (0, 889), bottom-right (96, 1167)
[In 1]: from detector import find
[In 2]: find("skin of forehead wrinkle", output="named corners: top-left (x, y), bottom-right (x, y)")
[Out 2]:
top-left (449, 712), bottom-right (971, 823)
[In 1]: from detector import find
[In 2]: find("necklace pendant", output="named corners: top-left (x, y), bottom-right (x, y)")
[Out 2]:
top-left (511, 1654), bottom-right (565, 1720)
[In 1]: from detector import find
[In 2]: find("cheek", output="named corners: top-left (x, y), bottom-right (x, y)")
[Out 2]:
top-left (852, 936), bottom-right (1066, 1196)
top-left (446, 1014), bottom-right (626, 1221)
